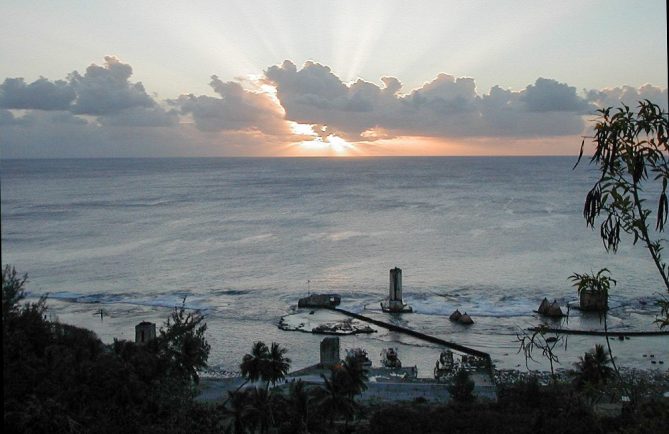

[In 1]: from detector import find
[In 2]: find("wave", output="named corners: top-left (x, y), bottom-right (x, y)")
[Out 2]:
top-left (45, 290), bottom-right (211, 311)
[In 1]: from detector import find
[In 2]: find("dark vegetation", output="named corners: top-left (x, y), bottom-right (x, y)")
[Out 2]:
top-left (3, 265), bottom-right (217, 433)
top-left (5, 264), bottom-right (667, 433)
top-left (576, 100), bottom-right (669, 327)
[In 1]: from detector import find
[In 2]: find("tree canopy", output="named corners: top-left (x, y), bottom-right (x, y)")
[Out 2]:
top-left (576, 100), bottom-right (669, 327)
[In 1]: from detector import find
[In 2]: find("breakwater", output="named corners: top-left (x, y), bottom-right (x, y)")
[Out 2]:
top-left (528, 327), bottom-right (669, 337)
top-left (328, 307), bottom-right (491, 361)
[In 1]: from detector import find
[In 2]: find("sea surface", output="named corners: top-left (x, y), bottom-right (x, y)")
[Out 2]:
top-left (2, 157), bottom-right (667, 375)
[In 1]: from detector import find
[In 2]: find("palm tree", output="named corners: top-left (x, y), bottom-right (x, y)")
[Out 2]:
top-left (227, 341), bottom-right (291, 429)
top-left (240, 341), bottom-right (270, 387)
top-left (222, 341), bottom-right (270, 407)
top-left (281, 380), bottom-right (315, 434)
top-left (339, 358), bottom-right (368, 399)
top-left (314, 359), bottom-right (368, 428)
top-left (316, 368), bottom-right (357, 427)
top-left (238, 341), bottom-right (291, 391)
top-left (220, 390), bottom-right (249, 434)
top-left (244, 387), bottom-right (275, 434)
top-left (448, 368), bottom-right (475, 403)
top-left (265, 342), bottom-right (291, 390)
top-left (574, 344), bottom-right (614, 388)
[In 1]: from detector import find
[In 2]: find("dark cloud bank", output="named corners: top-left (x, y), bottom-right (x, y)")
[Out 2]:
top-left (1, 57), bottom-right (666, 157)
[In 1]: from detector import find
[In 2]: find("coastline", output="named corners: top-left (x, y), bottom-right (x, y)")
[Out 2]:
top-left (40, 297), bottom-right (669, 383)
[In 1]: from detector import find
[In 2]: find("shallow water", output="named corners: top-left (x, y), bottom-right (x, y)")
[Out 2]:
top-left (2, 157), bottom-right (667, 375)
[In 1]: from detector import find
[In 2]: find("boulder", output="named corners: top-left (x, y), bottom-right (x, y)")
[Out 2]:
top-left (458, 312), bottom-right (474, 325)
top-left (538, 297), bottom-right (551, 315)
top-left (449, 309), bottom-right (462, 322)
top-left (546, 300), bottom-right (563, 317)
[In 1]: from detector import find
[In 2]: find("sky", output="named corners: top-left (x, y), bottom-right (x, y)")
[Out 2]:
top-left (0, 0), bottom-right (667, 158)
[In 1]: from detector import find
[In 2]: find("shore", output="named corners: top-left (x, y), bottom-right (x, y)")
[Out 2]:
top-left (43, 297), bottom-right (669, 380)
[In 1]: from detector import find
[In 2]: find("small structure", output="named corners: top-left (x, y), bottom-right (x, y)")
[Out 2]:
top-left (580, 290), bottom-right (608, 311)
top-left (381, 267), bottom-right (413, 313)
top-left (320, 337), bottom-right (340, 368)
top-left (135, 321), bottom-right (156, 345)
top-left (380, 348), bottom-right (402, 368)
top-left (298, 293), bottom-right (341, 308)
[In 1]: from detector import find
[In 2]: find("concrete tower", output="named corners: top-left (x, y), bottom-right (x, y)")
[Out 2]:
top-left (135, 321), bottom-right (156, 345)
top-left (389, 267), bottom-right (402, 301)
top-left (381, 267), bottom-right (412, 313)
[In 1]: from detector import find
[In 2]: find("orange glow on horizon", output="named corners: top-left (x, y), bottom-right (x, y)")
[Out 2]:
top-left (280, 134), bottom-right (584, 157)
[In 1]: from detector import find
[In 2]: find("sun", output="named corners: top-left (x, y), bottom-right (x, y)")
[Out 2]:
top-left (290, 122), bottom-right (358, 156)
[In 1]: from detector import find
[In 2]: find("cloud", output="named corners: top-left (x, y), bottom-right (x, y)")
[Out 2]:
top-left (585, 84), bottom-right (668, 111)
top-left (97, 106), bottom-right (178, 127)
top-left (0, 109), bottom-right (17, 125)
top-left (520, 78), bottom-right (592, 113)
top-left (69, 56), bottom-right (155, 115)
top-left (264, 61), bottom-right (596, 140)
top-left (1, 57), bottom-right (666, 157)
top-left (173, 75), bottom-right (288, 134)
top-left (0, 77), bottom-right (75, 110)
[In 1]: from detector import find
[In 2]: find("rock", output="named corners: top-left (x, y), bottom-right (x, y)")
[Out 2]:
top-left (618, 335), bottom-right (625, 341)
top-left (538, 297), bottom-right (551, 315)
top-left (546, 300), bottom-right (563, 317)
top-left (449, 309), bottom-right (462, 322)
top-left (458, 312), bottom-right (474, 325)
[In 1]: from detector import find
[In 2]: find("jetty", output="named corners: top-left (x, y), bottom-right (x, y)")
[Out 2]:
top-left (528, 327), bottom-right (669, 337)
top-left (328, 306), bottom-right (491, 362)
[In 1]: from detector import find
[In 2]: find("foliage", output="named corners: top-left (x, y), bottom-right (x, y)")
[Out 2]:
top-left (576, 100), bottom-right (669, 326)
top-left (2, 265), bottom-right (215, 433)
top-left (156, 297), bottom-right (211, 384)
top-left (337, 357), bottom-right (370, 398)
top-left (313, 358), bottom-right (369, 427)
top-left (279, 379), bottom-right (318, 434)
top-left (516, 325), bottom-right (563, 381)
top-left (365, 391), bottom-right (599, 434)
top-left (2, 265), bottom-right (28, 323)
top-left (573, 344), bottom-right (614, 390)
top-left (239, 340), bottom-right (291, 390)
top-left (220, 390), bottom-right (251, 434)
top-left (569, 268), bottom-right (617, 297)
top-left (244, 387), bottom-right (276, 434)
top-left (447, 368), bottom-right (476, 404)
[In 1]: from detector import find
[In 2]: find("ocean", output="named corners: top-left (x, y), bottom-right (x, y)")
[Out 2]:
top-left (2, 157), bottom-right (667, 375)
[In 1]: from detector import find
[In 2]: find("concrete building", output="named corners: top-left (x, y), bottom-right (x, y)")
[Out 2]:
top-left (320, 337), bottom-right (340, 367)
top-left (135, 321), bottom-right (156, 345)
